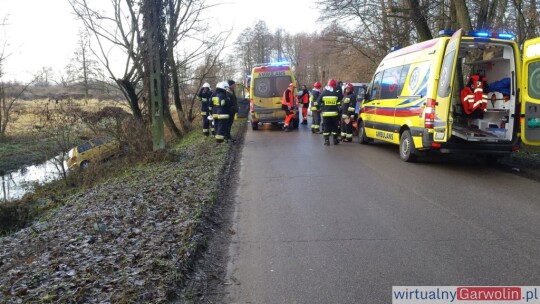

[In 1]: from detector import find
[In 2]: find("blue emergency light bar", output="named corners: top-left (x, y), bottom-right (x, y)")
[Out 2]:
top-left (390, 46), bottom-right (401, 52)
top-left (438, 29), bottom-right (514, 40)
top-left (496, 32), bottom-right (514, 40)
top-left (254, 61), bottom-right (290, 67)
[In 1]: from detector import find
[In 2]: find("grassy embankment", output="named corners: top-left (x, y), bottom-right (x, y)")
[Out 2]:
top-left (0, 118), bottom-right (244, 302)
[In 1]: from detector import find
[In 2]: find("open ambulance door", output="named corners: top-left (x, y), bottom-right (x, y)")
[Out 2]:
top-left (434, 29), bottom-right (463, 142)
top-left (521, 37), bottom-right (540, 145)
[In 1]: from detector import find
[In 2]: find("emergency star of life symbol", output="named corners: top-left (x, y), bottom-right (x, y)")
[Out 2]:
top-left (440, 66), bottom-right (450, 89)
top-left (257, 81), bottom-right (270, 95)
top-left (409, 67), bottom-right (420, 91)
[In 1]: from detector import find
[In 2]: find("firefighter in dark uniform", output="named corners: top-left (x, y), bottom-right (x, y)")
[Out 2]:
top-left (212, 81), bottom-right (232, 143)
top-left (226, 80), bottom-right (238, 142)
top-left (340, 83), bottom-right (357, 142)
top-left (335, 81), bottom-right (344, 140)
top-left (310, 81), bottom-right (322, 133)
top-left (198, 82), bottom-right (213, 136)
top-left (316, 79), bottom-right (342, 146)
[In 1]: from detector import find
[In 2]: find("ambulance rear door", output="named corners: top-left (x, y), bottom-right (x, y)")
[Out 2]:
top-left (434, 29), bottom-right (463, 142)
top-left (521, 37), bottom-right (540, 145)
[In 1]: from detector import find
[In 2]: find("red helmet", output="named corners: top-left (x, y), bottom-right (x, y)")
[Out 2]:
top-left (313, 81), bottom-right (322, 89)
top-left (345, 83), bottom-right (354, 91)
top-left (327, 79), bottom-right (337, 88)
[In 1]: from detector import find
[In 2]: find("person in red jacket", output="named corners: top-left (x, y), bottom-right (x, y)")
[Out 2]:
top-left (298, 85), bottom-right (310, 125)
top-left (281, 83), bottom-right (296, 132)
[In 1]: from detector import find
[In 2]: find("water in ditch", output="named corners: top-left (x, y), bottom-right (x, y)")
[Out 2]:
top-left (1, 156), bottom-right (66, 202)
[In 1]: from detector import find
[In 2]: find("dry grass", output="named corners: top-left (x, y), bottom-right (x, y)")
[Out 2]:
top-left (6, 99), bottom-right (131, 135)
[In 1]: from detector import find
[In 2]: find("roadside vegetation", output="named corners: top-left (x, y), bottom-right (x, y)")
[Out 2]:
top-left (0, 115), bottom-right (244, 302)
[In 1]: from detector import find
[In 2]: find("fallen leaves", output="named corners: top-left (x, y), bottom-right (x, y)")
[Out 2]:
top-left (0, 128), bottom-right (239, 303)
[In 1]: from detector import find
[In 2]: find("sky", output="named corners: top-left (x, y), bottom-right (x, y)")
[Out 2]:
top-left (0, 0), bottom-right (321, 83)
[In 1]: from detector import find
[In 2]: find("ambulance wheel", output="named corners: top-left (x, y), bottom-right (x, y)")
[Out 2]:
top-left (251, 121), bottom-right (259, 130)
top-left (357, 120), bottom-right (371, 144)
top-left (399, 130), bottom-right (418, 162)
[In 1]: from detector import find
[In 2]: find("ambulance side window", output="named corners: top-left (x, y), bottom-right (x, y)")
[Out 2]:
top-left (380, 66), bottom-right (410, 99)
top-left (367, 72), bottom-right (382, 101)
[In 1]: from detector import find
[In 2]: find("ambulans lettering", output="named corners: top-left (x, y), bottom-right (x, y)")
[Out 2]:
top-left (258, 71), bottom-right (286, 77)
top-left (376, 131), bottom-right (394, 140)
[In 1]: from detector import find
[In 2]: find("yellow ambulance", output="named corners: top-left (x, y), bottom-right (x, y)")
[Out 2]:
top-left (358, 29), bottom-right (540, 161)
top-left (249, 63), bottom-right (298, 130)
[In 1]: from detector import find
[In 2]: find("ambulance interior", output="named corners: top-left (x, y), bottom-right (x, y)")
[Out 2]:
top-left (450, 42), bottom-right (516, 142)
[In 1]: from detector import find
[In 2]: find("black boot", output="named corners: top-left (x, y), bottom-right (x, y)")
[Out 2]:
top-left (324, 137), bottom-right (330, 146)
top-left (333, 135), bottom-right (340, 145)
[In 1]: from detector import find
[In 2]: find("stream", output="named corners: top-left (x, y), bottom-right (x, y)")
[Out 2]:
top-left (1, 156), bottom-right (66, 202)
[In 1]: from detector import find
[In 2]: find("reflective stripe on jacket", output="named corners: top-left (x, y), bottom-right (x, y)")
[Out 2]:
top-left (316, 88), bottom-right (342, 117)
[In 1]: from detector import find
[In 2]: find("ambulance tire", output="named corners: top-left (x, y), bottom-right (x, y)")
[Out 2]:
top-left (399, 130), bottom-right (418, 162)
top-left (357, 120), bottom-right (371, 144)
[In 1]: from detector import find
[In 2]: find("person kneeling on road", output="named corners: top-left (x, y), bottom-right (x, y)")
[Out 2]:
top-left (281, 83), bottom-right (296, 132)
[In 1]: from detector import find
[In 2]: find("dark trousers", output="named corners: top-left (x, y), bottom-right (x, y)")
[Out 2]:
top-left (215, 118), bottom-right (230, 142)
top-left (312, 110), bottom-right (321, 131)
top-left (341, 119), bottom-right (353, 140)
top-left (322, 116), bottom-right (339, 139)
top-left (202, 114), bottom-right (210, 135)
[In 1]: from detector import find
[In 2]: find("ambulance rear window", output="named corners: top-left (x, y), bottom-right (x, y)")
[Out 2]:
top-left (253, 76), bottom-right (293, 98)
top-left (528, 61), bottom-right (540, 99)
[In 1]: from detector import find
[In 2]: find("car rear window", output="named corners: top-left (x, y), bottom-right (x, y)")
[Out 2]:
top-left (77, 142), bottom-right (93, 153)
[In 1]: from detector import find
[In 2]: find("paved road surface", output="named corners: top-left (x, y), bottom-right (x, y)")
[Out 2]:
top-left (222, 122), bottom-right (540, 304)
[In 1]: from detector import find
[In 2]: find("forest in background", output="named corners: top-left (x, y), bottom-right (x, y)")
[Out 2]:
top-left (1, 0), bottom-right (539, 139)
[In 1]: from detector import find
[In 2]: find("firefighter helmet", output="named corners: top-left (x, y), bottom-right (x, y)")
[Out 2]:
top-left (313, 81), bottom-right (322, 89)
top-left (216, 81), bottom-right (228, 90)
top-left (345, 83), bottom-right (354, 91)
top-left (202, 82), bottom-right (211, 88)
top-left (327, 79), bottom-right (337, 88)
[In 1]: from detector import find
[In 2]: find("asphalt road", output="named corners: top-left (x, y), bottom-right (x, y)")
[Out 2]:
top-left (222, 122), bottom-right (540, 304)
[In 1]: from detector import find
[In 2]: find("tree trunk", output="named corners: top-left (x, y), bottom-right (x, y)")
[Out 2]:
top-left (476, 0), bottom-right (490, 29)
top-left (116, 78), bottom-right (143, 120)
top-left (0, 83), bottom-right (4, 135)
top-left (454, 0), bottom-right (473, 31)
top-left (405, 0), bottom-right (433, 41)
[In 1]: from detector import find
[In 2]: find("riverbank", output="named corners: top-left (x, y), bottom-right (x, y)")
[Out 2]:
top-left (0, 123), bottom-right (246, 303)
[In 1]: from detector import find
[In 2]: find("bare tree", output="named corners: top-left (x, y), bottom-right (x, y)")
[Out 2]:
top-left (161, 0), bottom-right (230, 134)
top-left (70, 0), bottom-right (230, 138)
top-left (66, 30), bottom-right (104, 101)
top-left (0, 76), bottom-right (37, 136)
top-left (69, 0), bottom-right (145, 120)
